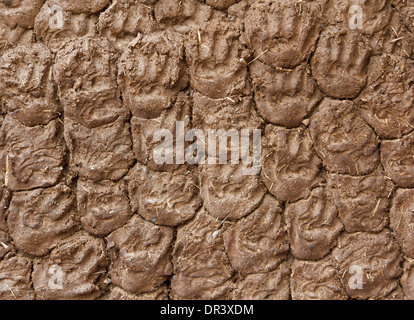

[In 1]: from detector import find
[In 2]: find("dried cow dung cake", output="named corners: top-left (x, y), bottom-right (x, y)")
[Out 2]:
top-left (32, 231), bottom-right (107, 300)
top-left (223, 194), bottom-right (289, 275)
top-left (231, 262), bottom-right (290, 300)
top-left (390, 188), bottom-right (414, 259)
top-left (77, 178), bottom-right (132, 237)
top-left (291, 255), bottom-right (348, 300)
top-left (244, 0), bottom-right (321, 69)
top-left (185, 19), bottom-right (251, 99)
top-left (171, 209), bottom-right (234, 300)
top-left (332, 230), bottom-right (402, 300)
top-left (0, 116), bottom-right (65, 191)
top-left (365, 12), bottom-right (414, 58)
top-left (53, 36), bottom-right (127, 128)
top-left (311, 27), bottom-right (371, 99)
top-left (356, 54), bottom-right (414, 139)
top-left (64, 117), bottom-right (134, 181)
top-left (98, 0), bottom-right (158, 51)
top-left (0, 43), bottom-right (60, 126)
top-left (200, 163), bottom-right (266, 221)
top-left (285, 187), bottom-right (343, 261)
top-left (192, 92), bottom-right (262, 158)
top-left (106, 215), bottom-right (173, 294)
top-left (131, 91), bottom-right (191, 173)
top-left (261, 125), bottom-right (322, 203)
top-left (0, 255), bottom-right (34, 300)
top-left (127, 164), bottom-right (202, 227)
top-left (250, 60), bottom-right (322, 128)
top-left (381, 131), bottom-right (414, 187)
top-left (327, 168), bottom-right (394, 233)
top-left (309, 99), bottom-right (380, 175)
top-left (7, 184), bottom-right (77, 257)
top-left (118, 30), bottom-right (188, 119)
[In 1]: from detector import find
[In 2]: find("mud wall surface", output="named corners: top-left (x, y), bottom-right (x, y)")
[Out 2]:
top-left (0, 0), bottom-right (413, 300)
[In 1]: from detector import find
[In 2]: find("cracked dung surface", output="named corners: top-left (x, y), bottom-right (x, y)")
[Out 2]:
top-left (0, 0), bottom-right (414, 300)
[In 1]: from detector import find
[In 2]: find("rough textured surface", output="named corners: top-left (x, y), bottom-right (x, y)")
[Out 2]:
top-left (285, 187), bottom-right (343, 261)
top-left (7, 184), bottom-right (77, 256)
top-left (0, 0), bottom-right (44, 29)
top-left (356, 54), bottom-right (414, 139)
top-left (231, 262), bottom-right (290, 300)
top-left (0, 255), bottom-right (34, 300)
top-left (0, 231), bottom-right (13, 259)
top-left (311, 27), bottom-right (371, 99)
top-left (32, 231), bottom-right (107, 300)
top-left (261, 125), bottom-right (322, 203)
top-left (106, 215), bottom-right (173, 294)
top-left (34, 1), bottom-right (98, 52)
top-left (291, 255), bottom-right (348, 300)
top-left (0, 116), bottom-right (65, 191)
top-left (390, 188), bottom-right (414, 259)
top-left (77, 178), bottom-right (132, 237)
top-left (131, 91), bottom-right (191, 172)
top-left (64, 117), bottom-right (134, 181)
top-left (200, 163), bottom-right (266, 221)
top-left (0, 43), bottom-right (60, 126)
top-left (128, 164), bottom-right (201, 226)
top-left (118, 31), bottom-right (188, 119)
top-left (326, 0), bottom-right (392, 36)
top-left (1, 0), bottom-right (414, 301)
top-left (333, 230), bottom-right (402, 300)
top-left (310, 99), bottom-right (380, 176)
top-left (101, 286), bottom-right (169, 300)
top-left (0, 187), bottom-right (10, 232)
top-left (327, 169), bottom-right (394, 233)
top-left (171, 209), bottom-right (233, 300)
top-left (48, 0), bottom-right (110, 14)
top-left (223, 194), bottom-right (289, 275)
top-left (250, 61), bottom-right (322, 127)
top-left (154, 0), bottom-right (220, 34)
top-left (54, 36), bottom-right (126, 128)
top-left (381, 131), bottom-right (414, 188)
top-left (185, 19), bottom-right (251, 99)
top-left (192, 92), bottom-right (262, 131)
top-left (401, 258), bottom-right (414, 300)
top-left (98, 0), bottom-right (158, 51)
top-left (244, 0), bottom-right (321, 69)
